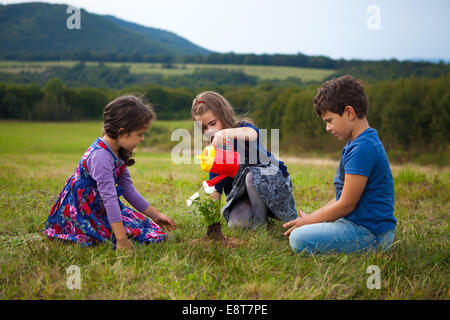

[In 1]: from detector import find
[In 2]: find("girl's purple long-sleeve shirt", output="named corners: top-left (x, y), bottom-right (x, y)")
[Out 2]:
top-left (86, 144), bottom-right (149, 224)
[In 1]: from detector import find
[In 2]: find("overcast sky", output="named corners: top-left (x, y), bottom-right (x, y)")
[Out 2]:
top-left (1, 0), bottom-right (449, 61)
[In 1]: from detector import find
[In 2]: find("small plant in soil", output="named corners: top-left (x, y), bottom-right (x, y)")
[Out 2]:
top-left (187, 182), bottom-right (245, 247)
top-left (187, 182), bottom-right (225, 241)
top-left (193, 195), bottom-right (224, 241)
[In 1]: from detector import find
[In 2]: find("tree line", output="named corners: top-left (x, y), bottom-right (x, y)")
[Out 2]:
top-left (1, 75), bottom-right (449, 164)
top-left (6, 51), bottom-right (448, 69)
top-left (2, 60), bottom-right (448, 91)
top-left (0, 78), bottom-right (197, 121)
top-left (222, 75), bottom-right (449, 164)
top-left (0, 63), bottom-right (258, 89)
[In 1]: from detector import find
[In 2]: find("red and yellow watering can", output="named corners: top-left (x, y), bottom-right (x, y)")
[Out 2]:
top-left (196, 142), bottom-right (240, 187)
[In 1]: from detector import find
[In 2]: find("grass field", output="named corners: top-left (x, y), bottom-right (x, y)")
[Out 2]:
top-left (0, 60), bottom-right (336, 82)
top-left (0, 121), bottom-right (449, 299)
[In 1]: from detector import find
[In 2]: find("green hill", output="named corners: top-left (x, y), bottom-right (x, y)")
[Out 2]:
top-left (102, 15), bottom-right (210, 57)
top-left (0, 2), bottom-right (211, 60)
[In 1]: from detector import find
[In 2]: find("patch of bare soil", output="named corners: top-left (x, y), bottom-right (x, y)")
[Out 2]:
top-left (188, 223), bottom-right (246, 248)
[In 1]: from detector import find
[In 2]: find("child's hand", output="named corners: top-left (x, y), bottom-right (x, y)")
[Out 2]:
top-left (282, 210), bottom-right (307, 237)
top-left (204, 128), bottom-right (219, 144)
top-left (116, 237), bottom-right (133, 251)
top-left (153, 213), bottom-right (177, 232)
top-left (143, 205), bottom-right (176, 231)
top-left (211, 127), bottom-right (257, 147)
top-left (211, 129), bottom-right (229, 147)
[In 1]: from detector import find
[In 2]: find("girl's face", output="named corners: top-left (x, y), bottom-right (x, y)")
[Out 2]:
top-left (117, 122), bottom-right (151, 151)
top-left (321, 110), bottom-right (352, 141)
top-left (194, 110), bottom-right (225, 141)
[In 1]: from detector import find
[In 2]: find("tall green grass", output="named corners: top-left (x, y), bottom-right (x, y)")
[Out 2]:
top-left (0, 121), bottom-right (448, 299)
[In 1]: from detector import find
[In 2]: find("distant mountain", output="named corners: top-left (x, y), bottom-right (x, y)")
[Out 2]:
top-left (0, 2), bottom-right (212, 60)
top-left (102, 15), bottom-right (210, 56)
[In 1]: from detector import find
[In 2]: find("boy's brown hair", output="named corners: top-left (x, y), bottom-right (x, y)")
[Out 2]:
top-left (313, 75), bottom-right (368, 118)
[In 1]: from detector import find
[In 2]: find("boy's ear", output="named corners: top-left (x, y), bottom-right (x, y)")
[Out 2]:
top-left (344, 106), bottom-right (357, 120)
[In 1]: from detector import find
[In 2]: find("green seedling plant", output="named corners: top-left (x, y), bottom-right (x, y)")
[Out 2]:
top-left (187, 182), bottom-right (225, 241)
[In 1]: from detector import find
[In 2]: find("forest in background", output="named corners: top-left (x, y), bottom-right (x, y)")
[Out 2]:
top-left (1, 2), bottom-right (448, 165)
top-left (1, 65), bottom-right (448, 165)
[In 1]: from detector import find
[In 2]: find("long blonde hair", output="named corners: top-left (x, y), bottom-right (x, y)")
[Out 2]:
top-left (191, 91), bottom-right (253, 129)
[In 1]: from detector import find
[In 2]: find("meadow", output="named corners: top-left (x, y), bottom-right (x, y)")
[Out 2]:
top-left (0, 60), bottom-right (335, 82)
top-left (0, 121), bottom-right (448, 299)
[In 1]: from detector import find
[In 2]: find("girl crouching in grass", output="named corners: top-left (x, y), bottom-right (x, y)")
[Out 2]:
top-left (44, 95), bottom-right (176, 251)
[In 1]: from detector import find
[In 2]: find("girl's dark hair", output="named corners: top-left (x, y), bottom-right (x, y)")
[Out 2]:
top-left (314, 75), bottom-right (368, 118)
top-left (103, 95), bottom-right (155, 166)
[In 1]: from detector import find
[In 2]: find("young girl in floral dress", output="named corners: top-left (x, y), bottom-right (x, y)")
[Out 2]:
top-left (44, 95), bottom-right (176, 251)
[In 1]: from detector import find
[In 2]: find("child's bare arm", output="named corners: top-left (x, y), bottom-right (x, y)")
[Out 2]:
top-left (284, 174), bottom-right (368, 236)
top-left (110, 221), bottom-right (132, 250)
top-left (309, 174), bottom-right (367, 222)
top-left (322, 198), bottom-right (337, 208)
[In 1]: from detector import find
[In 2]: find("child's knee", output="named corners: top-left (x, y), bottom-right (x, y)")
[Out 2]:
top-left (289, 227), bottom-right (312, 254)
top-left (228, 215), bottom-right (255, 230)
top-left (227, 211), bottom-right (251, 229)
top-left (227, 217), bottom-right (241, 229)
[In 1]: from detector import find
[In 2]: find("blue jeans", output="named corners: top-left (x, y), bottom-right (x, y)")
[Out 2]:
top-left (289, 218), bottom-right (395, 255)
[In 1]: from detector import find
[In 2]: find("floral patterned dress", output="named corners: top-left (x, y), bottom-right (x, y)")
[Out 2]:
top-left (44, 137), bottom-right (167, 247)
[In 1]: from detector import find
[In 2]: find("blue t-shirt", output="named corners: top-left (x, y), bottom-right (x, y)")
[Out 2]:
top-left (334, 127), bottom-right (396, 235)
top-left (210, 121), bottom-right (289, 195)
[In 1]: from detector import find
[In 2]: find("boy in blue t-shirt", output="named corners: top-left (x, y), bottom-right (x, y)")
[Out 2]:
top-left (283, 75), bottom-right (397, 254)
